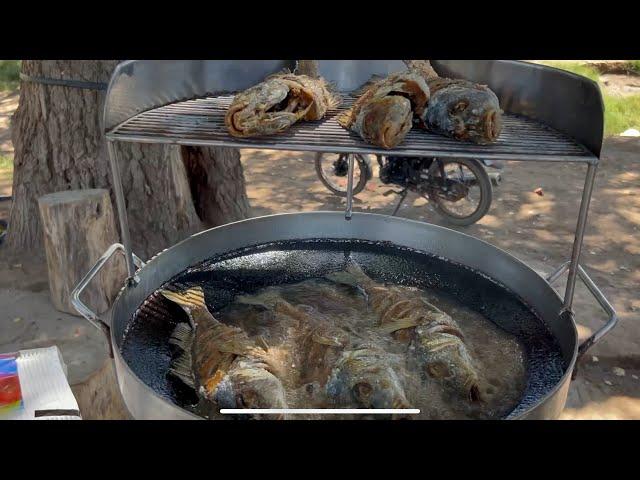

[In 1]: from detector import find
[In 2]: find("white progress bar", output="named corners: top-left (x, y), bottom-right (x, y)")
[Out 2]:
top-left (220, 409), bottom-right (420, 415)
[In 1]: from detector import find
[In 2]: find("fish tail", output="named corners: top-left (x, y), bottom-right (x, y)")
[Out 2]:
top-left (345, 260), bottom-right (374, 285)
top-left (160, 286), bottom-right (207, 315)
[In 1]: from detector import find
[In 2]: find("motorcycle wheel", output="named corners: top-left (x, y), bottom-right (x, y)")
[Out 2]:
top-left (427, 158), bottom-right (493, 226)
top-left (314, 152), bottom-right (372, 198)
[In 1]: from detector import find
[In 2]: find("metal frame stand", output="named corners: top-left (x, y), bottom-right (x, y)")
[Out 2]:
top-left (74, 141), bottom-right (616, 365)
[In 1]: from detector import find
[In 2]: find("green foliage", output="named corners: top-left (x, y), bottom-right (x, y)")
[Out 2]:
top-left (0, 60), bottom-right (20, 90)
top-left (538, 61), bottom-right (640, 136)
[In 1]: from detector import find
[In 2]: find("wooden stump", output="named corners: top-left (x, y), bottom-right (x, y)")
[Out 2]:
top-left (38, 189), bottom-right (126, 316)
top-left (71, 359), bottom-right (131, 420)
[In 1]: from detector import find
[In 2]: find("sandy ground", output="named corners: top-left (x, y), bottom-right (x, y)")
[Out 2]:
top-left (1, 81), bottom-right (639, 419)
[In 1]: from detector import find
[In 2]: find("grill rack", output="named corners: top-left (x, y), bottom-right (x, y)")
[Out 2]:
top-left (71, 60), bottom-right (616, 368)
top-left (108, 94), bottom-right (593, 163)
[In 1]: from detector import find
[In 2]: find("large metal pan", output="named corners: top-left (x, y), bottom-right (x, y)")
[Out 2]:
top-left (71, 212), bottom-right (617, 420)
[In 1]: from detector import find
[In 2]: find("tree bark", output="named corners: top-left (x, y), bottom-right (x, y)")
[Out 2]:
top-left (5, 61), bottom-right (251, 261)
top-left (181, 146), bottom-right (251, 228)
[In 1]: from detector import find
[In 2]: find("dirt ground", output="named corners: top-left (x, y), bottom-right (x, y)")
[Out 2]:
top-left (1, 85), bottom-right (639, 419)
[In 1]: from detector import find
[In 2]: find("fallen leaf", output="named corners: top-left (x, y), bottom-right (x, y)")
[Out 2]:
top-left (13, 317), bottom-right (22, 323)
top-left (604, 380), bottom-right (613, 386)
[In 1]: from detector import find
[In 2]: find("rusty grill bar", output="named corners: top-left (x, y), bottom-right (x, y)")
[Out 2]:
top-left (107, 95), bottom-right (595, 163)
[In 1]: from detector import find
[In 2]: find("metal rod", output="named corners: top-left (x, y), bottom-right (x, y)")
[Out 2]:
top-left (563, 162), bottom-right (598, 310)
top-left (106, 132), bottom-right (597, 164)
top-left (345, 154), bottom-right (355, 220)
top-left (107, 141), bottom-right (136, 278)
top-left (576, 265), bottom-right (618, 356)
top-left (391, 190), bottom-right (408, 217)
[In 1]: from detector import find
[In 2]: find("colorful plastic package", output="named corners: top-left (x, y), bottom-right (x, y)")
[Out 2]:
top-left (0, 352), bottom-right (24, 416)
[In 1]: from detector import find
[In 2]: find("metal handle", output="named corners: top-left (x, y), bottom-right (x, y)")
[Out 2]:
top-left (71, 243), bottom-right (145, 356)
top-left (546, 261), bottom-right (618, 359)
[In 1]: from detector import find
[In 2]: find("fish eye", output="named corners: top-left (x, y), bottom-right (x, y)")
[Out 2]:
top-left (426, 362), bottom-right (452, 379)
top-left (354, 382), bottom-right (373, 399)
top-left (450, 100), bottom-right (469, 114)
top-left (240, 390), bottom-right (260, 407)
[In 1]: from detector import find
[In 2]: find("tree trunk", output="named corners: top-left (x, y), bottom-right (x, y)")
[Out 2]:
top-left (181, 146), bottom-right (251, 228)
top-left (5, 61), bottom-right (251, 261)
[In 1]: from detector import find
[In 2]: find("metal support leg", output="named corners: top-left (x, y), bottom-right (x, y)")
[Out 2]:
top-left (345, 154), bottom-right (355, 221)
top-left (563, 162), bottom-right (598, 311)
top-left (107, 140), bottom-right (136, 280)
top-left (391, 189), bottom-right (409, 217)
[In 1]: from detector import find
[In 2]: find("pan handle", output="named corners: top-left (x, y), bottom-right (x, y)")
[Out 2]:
top-left (70, 243), bottom-right (145, 356)
top-left (546, 262), bottom-right (618, 360)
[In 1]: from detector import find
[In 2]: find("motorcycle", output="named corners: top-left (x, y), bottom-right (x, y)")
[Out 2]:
top-left (315, 153), bottom-right (502, 226)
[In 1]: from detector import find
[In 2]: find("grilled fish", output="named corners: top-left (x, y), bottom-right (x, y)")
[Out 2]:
top-left (404, 60), bottom-right (503, 144)
top-left (326, 344), bottom-right (412, 412)
top-left (225, 73), bottom-right (339, 138)
top-left (338, 71), bottom-right (430, 149)
top-left (160, 287), bottom-right (288, 419)
top-left (326, 261), bottom-right (482, 402)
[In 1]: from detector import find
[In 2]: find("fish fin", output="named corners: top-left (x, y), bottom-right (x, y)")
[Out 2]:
top-left (160, 286), bottom-right (207, 317)
top-left (344, 260), bottom-right (373, 284)
top-left (322, 79), bottom-right (343, 110)
top-left (235, 289), bottom-right (282, 310)
top-left (168, 349), bottom-right (196, 389)
top-left (168, 322), bottom-right (194, 352)
top-left (266, 67), bottom-right (294, 80)
top-left (311, 332), bottom-right (344, 347)
top-left (378, 317), bottom-right (421, 334)
top-left (336, 109), bottom-right (354, 129)
top-left (256, 335), bottom-right (270, 352)
top-left (324, 270), bottom-right (360, 288)
top-left (403, 60), bottom-right (439, 80)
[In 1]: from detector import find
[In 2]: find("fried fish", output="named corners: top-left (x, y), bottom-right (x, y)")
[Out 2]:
top-left (225, 73), bottom-right (339, 138)
top-left (404, 60), bottom-right (503, 145)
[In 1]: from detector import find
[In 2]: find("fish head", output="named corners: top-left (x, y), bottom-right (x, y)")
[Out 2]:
top-left (327, 348), bottom-right (412, 413)
top-left (425, 81), bottom-right (502, 144)
top-left (215, 363), bottom-right (288, 419)
top-left (352, 376), bottom-right (411, 413)
top-left (357, 96), bottom-right (413, 149)
top-left (416, 330), bottom-right (483, 403)
top-left (225, 78), bottom-right (309, 137)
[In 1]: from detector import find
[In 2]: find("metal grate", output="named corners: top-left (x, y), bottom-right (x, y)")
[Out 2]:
top-left (107, 95), bottom-right (596, 162)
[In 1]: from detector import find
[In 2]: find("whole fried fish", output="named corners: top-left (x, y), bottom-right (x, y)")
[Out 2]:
top-left (404, 60), bottom-right (503, 144)
top-left (236, 289), bottom-right (350, 386)
top-left (326, 344), bottom-right (412, 412)
top-left (338, 71), bottom-right (430, 149)
top-left (160, 287), bottom-right (288, 419)
top-left (225, 73), bottom-right (339, 138)
top-left (326, 261), bottom-right (482, 403)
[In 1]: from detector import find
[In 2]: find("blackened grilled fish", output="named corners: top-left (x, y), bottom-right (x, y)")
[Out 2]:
top-left (160, 287), bottom-right (288, 419)
top-left (326, 261), bottom-right (482, 403)
top-left (225, 73), bottom-right (339, 138)
top-left (404, 60), bottom-right (503, 144)
top-left (338, 71), bottom-right (430, 149)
